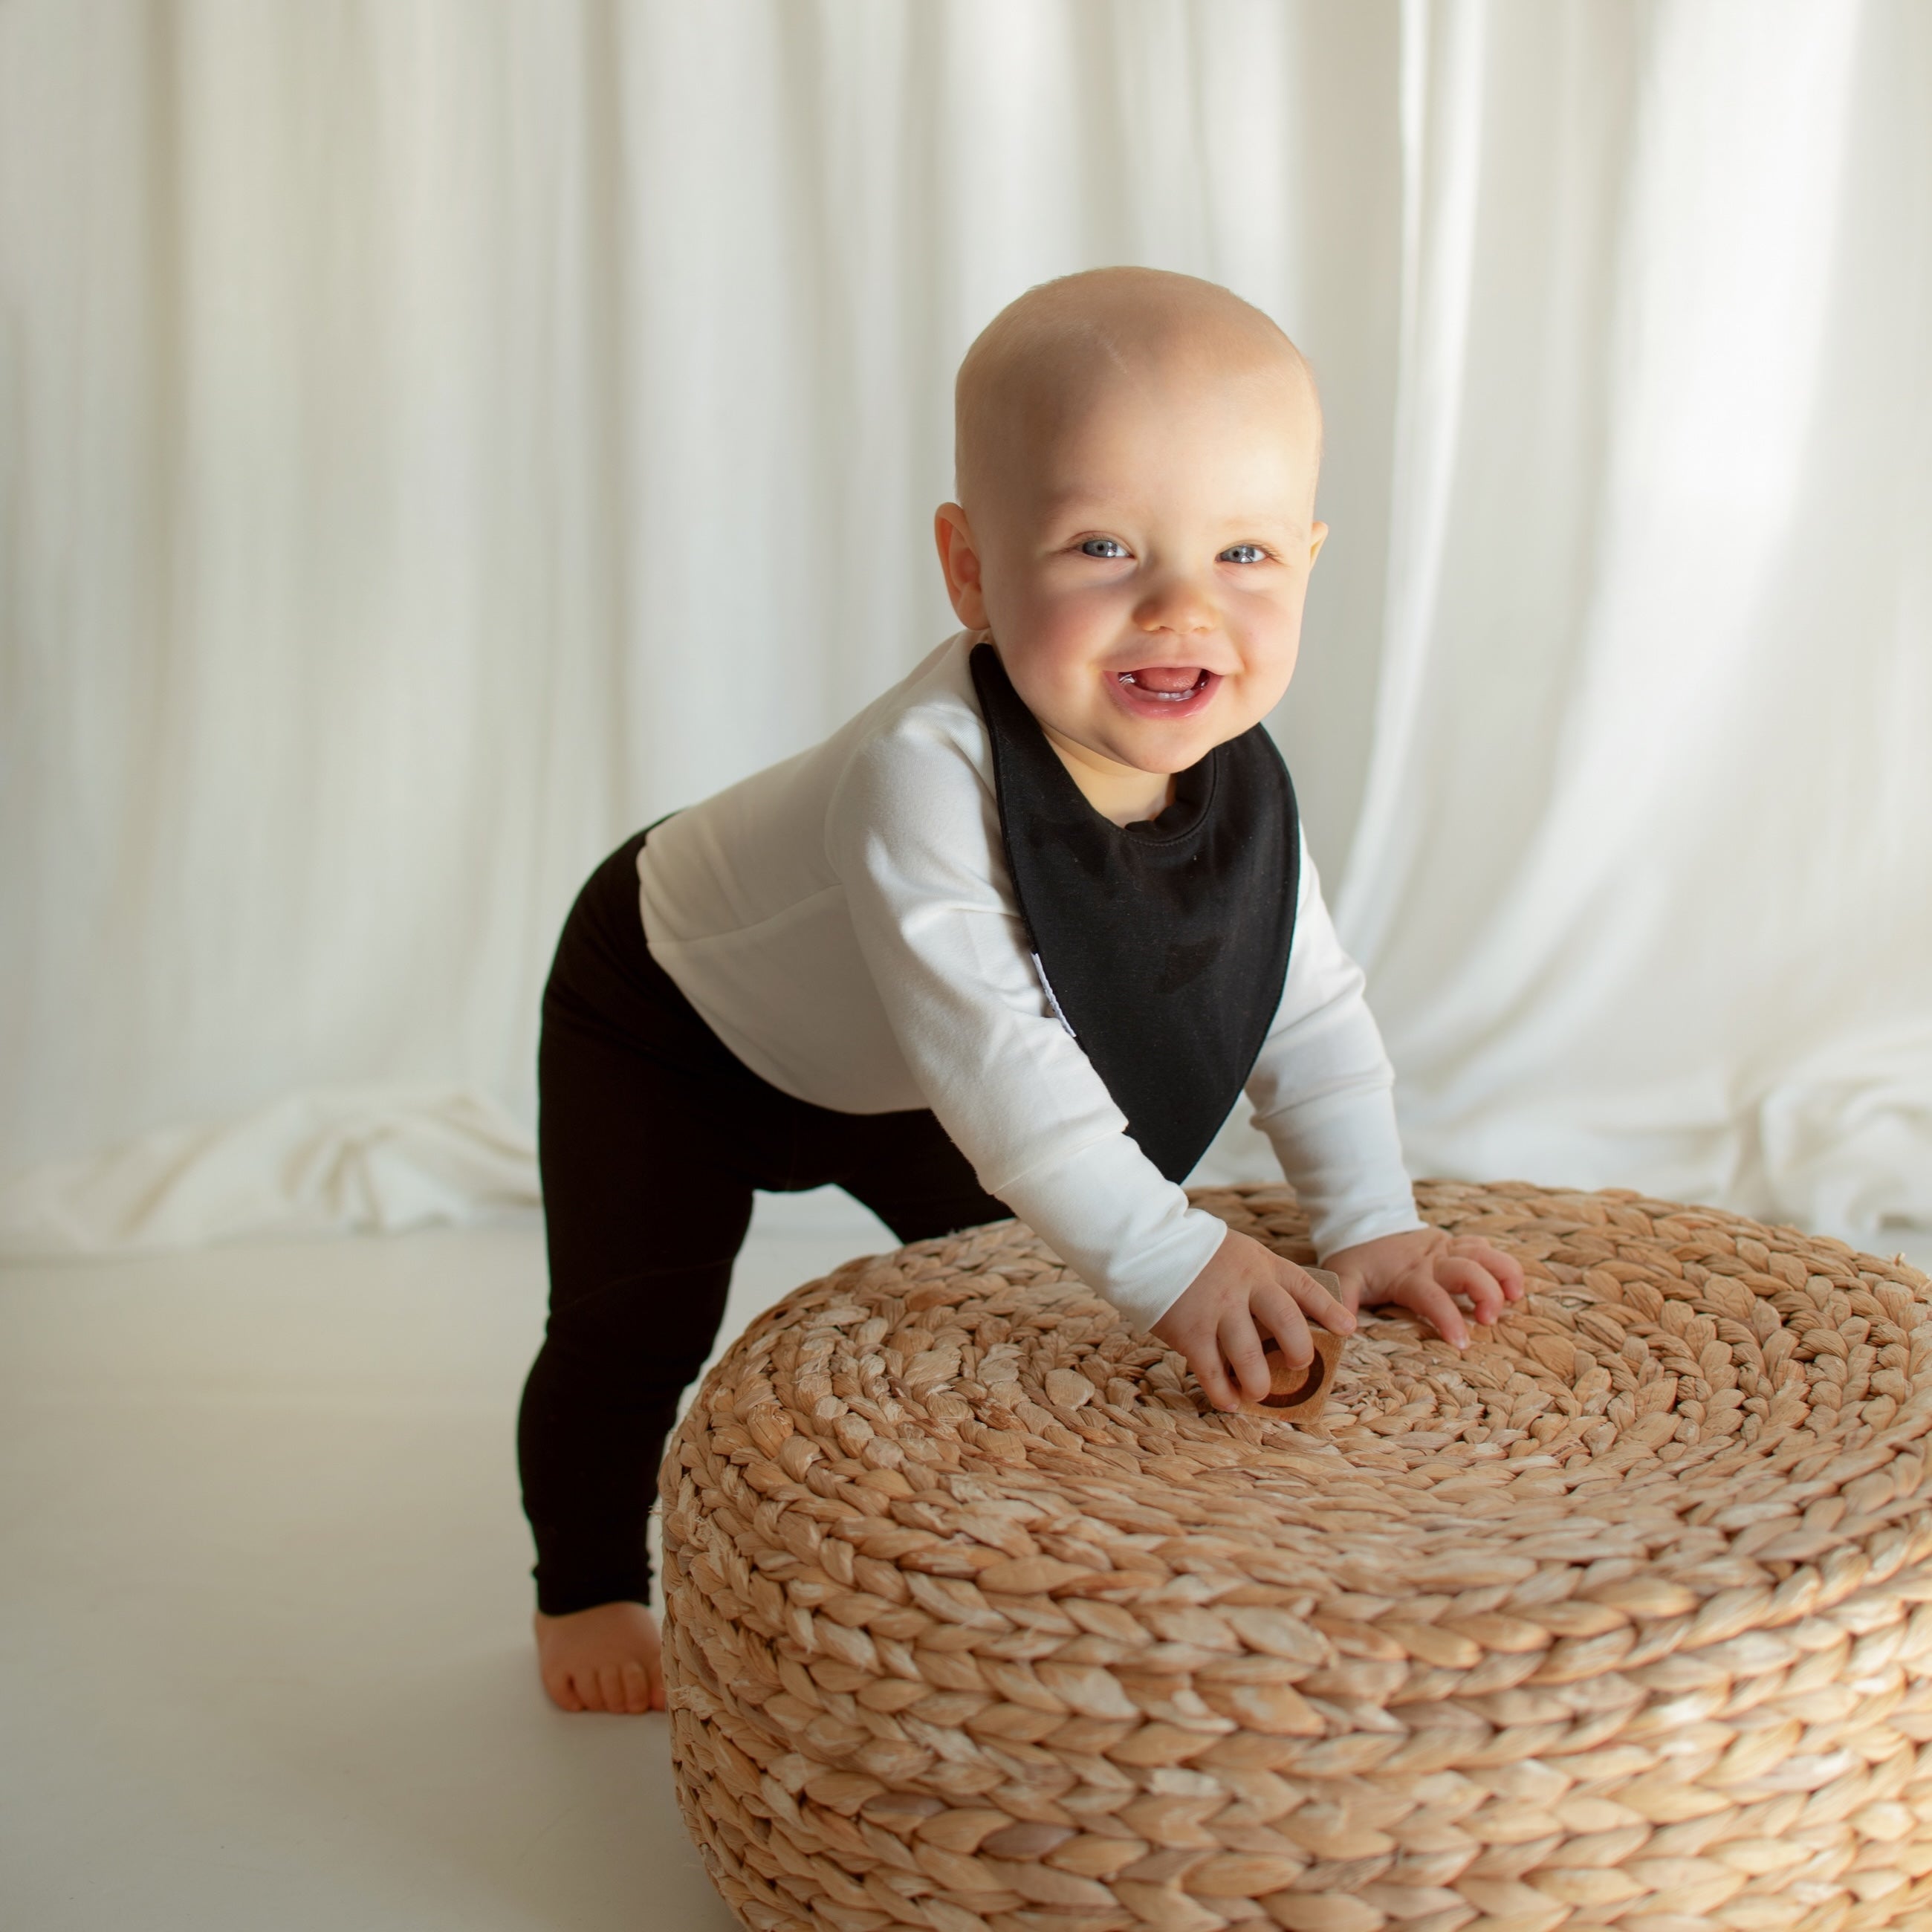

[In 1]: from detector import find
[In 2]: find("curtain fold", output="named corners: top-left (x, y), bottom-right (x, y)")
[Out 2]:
top-left (1, 0), bottom-right (1925, 1255)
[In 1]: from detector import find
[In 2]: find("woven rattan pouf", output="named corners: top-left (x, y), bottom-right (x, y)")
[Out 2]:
top-left (661, 1182), bottom-right (1932, 1932)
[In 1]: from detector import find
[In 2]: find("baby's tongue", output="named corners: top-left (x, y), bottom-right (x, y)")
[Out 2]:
top-left (1128, 666), bottom-right (1201, 693)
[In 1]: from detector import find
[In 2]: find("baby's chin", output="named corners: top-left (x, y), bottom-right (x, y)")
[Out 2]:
top-left (1079, 707), bottom-right (1246, 780)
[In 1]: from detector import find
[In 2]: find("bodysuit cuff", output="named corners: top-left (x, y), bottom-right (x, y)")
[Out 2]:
top-left (993, 1138), bottom-right (1229, 1334)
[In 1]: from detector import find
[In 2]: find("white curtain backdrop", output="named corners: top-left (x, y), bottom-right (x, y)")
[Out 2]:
top-left (1343, 0), bottom-right (1932, 1243)
top-left (1, 0), bottom-right (1926, 1255)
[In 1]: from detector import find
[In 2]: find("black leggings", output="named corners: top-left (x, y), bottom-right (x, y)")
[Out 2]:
top-left (516, 831), bottom-right (1006, 1615)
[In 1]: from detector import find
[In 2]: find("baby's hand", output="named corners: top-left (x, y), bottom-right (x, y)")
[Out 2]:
top-left (1323, 1228), bottom-right (1526, 1350)
top-left (1152, 1230), bottom-right (1356, 1413)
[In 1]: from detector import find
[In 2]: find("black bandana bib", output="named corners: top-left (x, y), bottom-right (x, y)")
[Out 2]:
top-left (970, 642), bottom-right (1299, 1182)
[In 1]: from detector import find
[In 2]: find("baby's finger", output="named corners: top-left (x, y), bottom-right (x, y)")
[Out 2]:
top-left (1396, 1276), bottom-right (1471, 1350)
top-left (1253, 1286), bottom-right (1313, 1371)
top-left (1439, 1253), bottom-right (1508, 1324)
top-left (1188, 1339), bottom-right (1242, 1413)
top-left (1219, 1311), bottom-right (1274, 1404)
top-left (1280, 1258), bottom-right (1357, 1336)
top-left (1456, 1237), bottom-right (1526, 1303)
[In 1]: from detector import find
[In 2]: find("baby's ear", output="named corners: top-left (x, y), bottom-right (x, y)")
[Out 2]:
top-left (933, 504), bottom-right (990, 628)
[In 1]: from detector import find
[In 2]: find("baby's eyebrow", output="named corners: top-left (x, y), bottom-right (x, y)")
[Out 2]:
top-left (1031, 487), bottom-right (1120, 522)
top-left (1040, 501), bottom-right (1304, 540)
top-left (1037, 482), bottom-right (1291, 519)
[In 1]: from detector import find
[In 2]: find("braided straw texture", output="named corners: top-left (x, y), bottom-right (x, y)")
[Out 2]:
top-left (661, 1181), bottom-right (1932, 1932)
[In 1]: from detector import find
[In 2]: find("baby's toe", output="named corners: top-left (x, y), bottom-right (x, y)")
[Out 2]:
top-left (620, 1661), bottom-right (653, 1714)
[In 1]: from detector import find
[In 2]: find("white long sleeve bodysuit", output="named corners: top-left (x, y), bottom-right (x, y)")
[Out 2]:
top-left (638, 634), bottom-right (1424, 1331)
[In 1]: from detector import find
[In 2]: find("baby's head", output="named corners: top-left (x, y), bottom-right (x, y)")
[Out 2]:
top-left (937, 268), bottom-right (1326, 823)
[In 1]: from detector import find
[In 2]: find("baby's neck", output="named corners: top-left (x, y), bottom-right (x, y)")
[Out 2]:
top-left (1040, 725), bottom-right (1179, 826)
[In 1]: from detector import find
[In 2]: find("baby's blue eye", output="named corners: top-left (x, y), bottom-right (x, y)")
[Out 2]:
top-left (1220, 544), bottom-right (1268, 565)
top-left (1080, 537), bottom-right (1129, 558)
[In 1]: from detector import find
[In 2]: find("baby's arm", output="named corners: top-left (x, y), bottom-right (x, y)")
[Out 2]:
top-left (1237, 833), bottom-right (1522, 1353)
top-left (824, 732), bottom-right (1230, 1327)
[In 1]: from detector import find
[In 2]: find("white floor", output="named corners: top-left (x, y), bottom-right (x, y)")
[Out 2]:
top-left (0, 1190), bottom-right (900, 1932)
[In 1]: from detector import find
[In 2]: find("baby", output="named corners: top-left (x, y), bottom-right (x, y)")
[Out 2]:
top-left (518, 268), bottom-right (1524, 1715)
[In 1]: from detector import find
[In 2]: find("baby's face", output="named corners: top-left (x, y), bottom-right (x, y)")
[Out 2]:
top-left (938, 356), bottom-right (1325, 817)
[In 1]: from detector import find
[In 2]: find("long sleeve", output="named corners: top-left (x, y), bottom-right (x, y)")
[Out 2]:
top-left (823, 724), bottom-right (1228, 1331)
top-left (1244, 832), bottom-right (1425, 1257)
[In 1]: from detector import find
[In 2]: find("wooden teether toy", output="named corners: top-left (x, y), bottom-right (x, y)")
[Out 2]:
top-left (1241, 1265), bottom-right (1346, 1421)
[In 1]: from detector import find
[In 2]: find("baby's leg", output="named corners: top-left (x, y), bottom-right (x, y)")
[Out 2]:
top-left (519, 1236), bottom-right (744, 1712)
top-left (837, 1109), bottom-right (1008, 1245)
top-left (519, 834), bottom-right (771, 1714)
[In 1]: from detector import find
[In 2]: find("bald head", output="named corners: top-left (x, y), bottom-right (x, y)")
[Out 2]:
top-left (954, 268), bottom-right (1320, 514)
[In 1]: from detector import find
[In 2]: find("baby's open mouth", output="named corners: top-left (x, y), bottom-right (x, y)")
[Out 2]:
top-left (1118, 667), bottom-right (1212, 703)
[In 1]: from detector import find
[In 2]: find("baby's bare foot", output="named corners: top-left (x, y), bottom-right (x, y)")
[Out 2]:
top-left (534, 1601), bottom-right (667, 1714)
